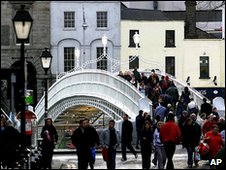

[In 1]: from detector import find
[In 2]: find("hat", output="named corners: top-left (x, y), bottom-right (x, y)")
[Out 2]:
top-left (167, 103), bottom-right (172, 108)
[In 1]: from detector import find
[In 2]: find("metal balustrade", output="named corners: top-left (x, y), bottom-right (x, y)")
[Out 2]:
top-left (35, 69), bottom-right (151, 124)
top-left (141, 70), bottom-right (207, 111)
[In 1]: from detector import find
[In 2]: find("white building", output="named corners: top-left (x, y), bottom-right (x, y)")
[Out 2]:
top-left (50, 1), bottom-right (121, 75)
top-left (120, 5), bottom-right (225, 100)
top-left (122, 1), bottom-right (225, 38)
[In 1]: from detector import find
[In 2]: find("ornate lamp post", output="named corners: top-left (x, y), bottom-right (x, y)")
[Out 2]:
top-left (40, 48), bottom-right (52, 119)
top-left (102, 34), bottom-right (108, 56)
top-left (12, 5), bottom-right (33, 145)
top-left (75, 48), bottom-right (80, 68)
top-left (133, 31), bottom-right (140, 56)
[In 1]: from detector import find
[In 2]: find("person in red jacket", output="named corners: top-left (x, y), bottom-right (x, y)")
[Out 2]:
top-left (202, 114), bottom-right (216, 135)
top-left (160, 112), bottom-right (181, 169)
top-left (204, 125), bottom-right (224, 161)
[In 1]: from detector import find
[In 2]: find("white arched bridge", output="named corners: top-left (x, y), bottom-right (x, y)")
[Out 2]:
top-left (35, 69), bottom-right (207, 124)
top-left (35, 69), bottom-right (152, 123)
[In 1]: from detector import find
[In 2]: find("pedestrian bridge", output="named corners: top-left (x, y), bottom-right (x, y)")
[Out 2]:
top-left (35, 69), bottom-right (152, 124)
top-left (35, 69), bottom-right (207, 124)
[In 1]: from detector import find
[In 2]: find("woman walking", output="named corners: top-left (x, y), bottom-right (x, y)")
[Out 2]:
top-left (153, 121), bottom-right (166, 169)
top-left (140, 121), bottom-right (153, 169)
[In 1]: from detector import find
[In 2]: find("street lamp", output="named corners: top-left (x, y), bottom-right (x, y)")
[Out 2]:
top-left (133, 32), bottom-right (140, 56)
top-left (40, 48), bottom-right (52, 119)
top-left (75, 48), bottom-right (80, 68)
top-left (102, 34), bottom-right (108, 56)
top-left (12, 5), bottom-right (33, 145)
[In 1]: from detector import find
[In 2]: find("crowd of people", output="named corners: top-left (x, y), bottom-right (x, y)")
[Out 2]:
top-left (1, 68), bottom-right (225, 169)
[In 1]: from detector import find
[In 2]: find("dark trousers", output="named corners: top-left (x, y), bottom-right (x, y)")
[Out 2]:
top-left (163, 142), bottom-right (176, 169)
top-left (141, 145), bottom-right (152, 169)
top-left (77, 148), bottom-right (89, 170)
top-left (186, 146), bottom-right (195, 166)
top-left (41, 149), bottom-right (54, 169)
top-left (107, 147), bottom-right (116, 170)
top-left (136, 132), bottom-right (141, 148)
top-left (121, 141), bottom-right (137, 160)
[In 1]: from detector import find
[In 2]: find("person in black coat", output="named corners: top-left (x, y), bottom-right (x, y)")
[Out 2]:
top-left (121, 114), bottom-right (138, 161)
top-left (1, 120), bottom-right (21, 168)
top-left (200, 98), bottom-right (212, 117)
top-left (71, 118), bottom-right (100, 169)
top-left (140, 121), bottom-right (153, 169)
top-left (181, 117), bottom-right (201, 168)
top-left (40, 118), bottom-right (58, 169)
top-left (135, 110), bottom-right (144, 149)
top-left (84, 118), bottom-right (100, 169)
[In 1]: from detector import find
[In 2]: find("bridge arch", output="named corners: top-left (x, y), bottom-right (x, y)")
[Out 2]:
top-left (35, 69), bottom-right (152, 124)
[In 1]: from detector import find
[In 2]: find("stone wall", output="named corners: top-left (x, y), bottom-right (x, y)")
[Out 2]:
top-left (1, 1), bottom-right (51, 110)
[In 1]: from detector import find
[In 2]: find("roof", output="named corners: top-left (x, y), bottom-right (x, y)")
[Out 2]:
top-left (163, 10), bottom-right (222, 22)
top-left (121, 8), bottom-right (173, 21)
top-left (121, 6), bottom-right (222, 22)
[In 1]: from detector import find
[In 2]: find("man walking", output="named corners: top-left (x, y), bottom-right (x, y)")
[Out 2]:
top-left (135, 110), bottom-right (144, 149)
top-left (71, 118), bottom-right (99, 169)
top-left (121, 114), bottom-right (138, 161)
top-left (160, 112), bottom-right (181, 169)
top-left (101, 120), bottom-right (120, 169)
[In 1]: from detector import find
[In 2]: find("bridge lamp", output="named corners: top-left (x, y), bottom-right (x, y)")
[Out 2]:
top-left (75, 48), bottom-right (80, 68)
top-left (133, 32), bottom-right (140, 56)
top-left (12, 5), bottom-right (33, 146)
top-left (102, 34), bottom-right (108, 56)
top-left (40, 48), bottom-right (52, 119)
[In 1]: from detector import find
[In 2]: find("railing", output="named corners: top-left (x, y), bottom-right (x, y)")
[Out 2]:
top-left (35, 69), bottom-right (152, 124)
top-left (141, 70), bottom-right (207, 109)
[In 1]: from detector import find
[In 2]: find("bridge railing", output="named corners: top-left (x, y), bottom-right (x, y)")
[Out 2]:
top-left (141, 70), bottom-right (207, 110)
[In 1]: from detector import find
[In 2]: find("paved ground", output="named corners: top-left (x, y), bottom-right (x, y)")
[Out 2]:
top-left (52, 145), bottom-right (210, 169)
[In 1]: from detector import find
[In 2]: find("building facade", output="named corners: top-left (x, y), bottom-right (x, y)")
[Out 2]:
top-left (122, 1), bottom-right (225, 38)
top-left (1, 1), bottom-right (51, 113)
top-left (50, 1), bottom-right (121, 75)
top-left (120, 6), bottom-right (225, 100)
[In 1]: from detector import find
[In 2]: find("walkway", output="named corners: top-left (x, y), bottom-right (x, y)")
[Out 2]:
top-left (52, 145), bottom-right (210, 169)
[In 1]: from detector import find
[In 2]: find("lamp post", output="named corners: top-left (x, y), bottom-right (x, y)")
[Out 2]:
top-left (12, 5), bottom-right (33, 145)
top-left (40, 48), bottom-right (52, 119)
top-left (133, 32), bottom-right (140, 56)
top-left (82, 6), bottom-right (88, 67)
top-left (102, 34), bottom-right (108, 56)
top-left (75, 48), bottom-right (80, 68)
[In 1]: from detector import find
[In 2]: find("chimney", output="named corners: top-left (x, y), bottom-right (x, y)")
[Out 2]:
top-left (185, 1), bottom-right (197, 38)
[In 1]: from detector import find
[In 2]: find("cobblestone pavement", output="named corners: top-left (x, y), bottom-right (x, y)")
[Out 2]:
top-left (52, 145), bottom-right (211, 169)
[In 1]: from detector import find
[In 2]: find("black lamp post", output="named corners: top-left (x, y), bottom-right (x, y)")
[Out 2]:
top-left (12, 5), bottom-right (33, 145)
top-left (40, 48), bottom-right (52, 119)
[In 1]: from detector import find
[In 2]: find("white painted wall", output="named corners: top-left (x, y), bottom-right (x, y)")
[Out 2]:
top-left (50, 1), bottom-right (121, 74)
top-left (121, 20), bottom-right (225, 88)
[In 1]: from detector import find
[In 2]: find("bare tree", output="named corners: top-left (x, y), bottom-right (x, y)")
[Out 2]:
top-left (196, 1), bottom-right (225, 10)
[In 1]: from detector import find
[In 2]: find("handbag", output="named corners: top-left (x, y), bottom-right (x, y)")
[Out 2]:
top-left (101, 148), bottom-right (109, 162)
top-left (197, 140), bottom-right (209, 160)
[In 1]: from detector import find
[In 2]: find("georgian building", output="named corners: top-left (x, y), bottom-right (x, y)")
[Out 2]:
top-left (50, 1), bottom-right (121, 75)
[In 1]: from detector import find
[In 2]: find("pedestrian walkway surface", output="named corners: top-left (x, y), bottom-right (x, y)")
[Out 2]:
top-left (52, 145), bottom-right (210, 169)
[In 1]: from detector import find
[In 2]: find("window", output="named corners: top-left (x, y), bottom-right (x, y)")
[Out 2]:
top-left (64, 12), bottom-right (75, 28)
top-left (64, 47), bottom-right (75, 72)
top-left (129, 56), bottom-right (139, 69)
top-left (200, 56), bottom-right (210, 79)
top-left (165, 30), bottom-right (175, 47)
top-left (96, 11), bottom-right (107, 28)
top-left (129, 30), bottom-right (140, 48)
top-left (97, 47), bottom-right (107, 70)
top-left (165, 56), bottom-right (175, 76)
